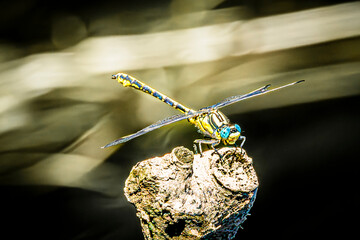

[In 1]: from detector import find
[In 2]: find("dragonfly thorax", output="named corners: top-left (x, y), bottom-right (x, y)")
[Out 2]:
top-left (189, 110), bottom-right (242, 144)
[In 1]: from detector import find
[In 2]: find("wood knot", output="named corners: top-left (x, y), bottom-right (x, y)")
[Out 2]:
top-left (171, 146), bottom-right (194, 169)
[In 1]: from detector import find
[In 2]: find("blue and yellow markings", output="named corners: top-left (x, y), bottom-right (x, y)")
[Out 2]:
top-left (153, 92), bottom-right (163, 100)
top-left (115, 73), bottom-right (191, 114)
top-left (142, 85), bottom-right (152, 94)
top-left (164, 98), bottom-right (173, 106)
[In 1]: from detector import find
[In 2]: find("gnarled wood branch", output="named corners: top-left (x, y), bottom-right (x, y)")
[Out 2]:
top-left (124, 147), bottom-right (259, 239)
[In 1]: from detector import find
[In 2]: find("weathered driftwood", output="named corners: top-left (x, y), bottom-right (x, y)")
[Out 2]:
top-left (124, 147), bottom-right (258, 239)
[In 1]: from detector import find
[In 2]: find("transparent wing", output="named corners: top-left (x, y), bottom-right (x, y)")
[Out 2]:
top-left (102, 111), bottom-right (202, 148)
top-left (202, 80), bottom-right (304, 110)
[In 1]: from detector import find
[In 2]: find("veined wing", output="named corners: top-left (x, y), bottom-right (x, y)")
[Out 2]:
top-left (102, 111), bottom-right (202, 148)
top-left (202, 80), bottom-right (304, 110)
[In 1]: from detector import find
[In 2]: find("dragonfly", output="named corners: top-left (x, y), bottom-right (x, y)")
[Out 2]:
top-left (102, 73), bottom-right (304, 155)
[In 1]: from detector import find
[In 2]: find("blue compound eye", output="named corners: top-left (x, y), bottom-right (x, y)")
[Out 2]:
top-left (235, 124), bottom-right (241, 133)
top-left (220, 127), bottom-right (231, 139)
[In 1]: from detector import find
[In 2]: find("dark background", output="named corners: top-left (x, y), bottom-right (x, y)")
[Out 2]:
top-left (0, 0), bottom-right (359, 239)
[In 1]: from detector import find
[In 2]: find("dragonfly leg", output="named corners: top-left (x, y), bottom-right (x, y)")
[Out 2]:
top-left (193, 143), bottom-right (199, 155)
top-left (210, 141), bottom-right (223, 159)
top-left (238, 136), bottom-right (246, 156)
top-left (194, 139), bottom-right (220, 157)
top-left (239, 136), bottom-right (246, 148)
top-left (193, 139), bottom-right (203, 157)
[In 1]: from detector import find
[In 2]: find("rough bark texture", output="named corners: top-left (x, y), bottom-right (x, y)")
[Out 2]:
top-left (124, 147), bottom-right (259, 239)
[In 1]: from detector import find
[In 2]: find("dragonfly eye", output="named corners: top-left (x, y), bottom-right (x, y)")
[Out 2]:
top-left (235, 124), bottom-right (241, 133)
top-left (220, 126), bottom-right (231, 139)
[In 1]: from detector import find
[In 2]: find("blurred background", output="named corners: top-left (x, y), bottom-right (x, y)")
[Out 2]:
top-left (0, 0), bottom-right (359, 239)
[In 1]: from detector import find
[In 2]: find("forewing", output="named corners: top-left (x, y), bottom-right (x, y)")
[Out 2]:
top-left (203, 80), bottom-right (304, 110)
top-left (201, 85), bottom-right (271, 110)
top-left (102, 111), bottom-right (201, 148)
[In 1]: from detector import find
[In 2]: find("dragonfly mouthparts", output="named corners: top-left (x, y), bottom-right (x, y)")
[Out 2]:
top-left (111, 75), bottom-right (117, 79)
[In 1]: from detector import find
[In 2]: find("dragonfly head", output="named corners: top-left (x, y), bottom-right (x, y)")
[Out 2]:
top-left (219, 124), bottom-right (241, 145)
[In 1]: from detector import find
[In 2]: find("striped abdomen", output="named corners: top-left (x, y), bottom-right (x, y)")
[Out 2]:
top-left (113, 73), bottom-right (193, 114)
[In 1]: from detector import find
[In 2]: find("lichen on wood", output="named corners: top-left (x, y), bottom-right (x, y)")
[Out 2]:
top-left (124, 147), bottom-right (259, 239)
